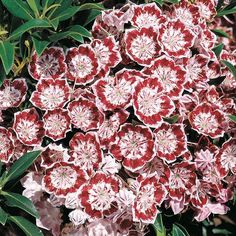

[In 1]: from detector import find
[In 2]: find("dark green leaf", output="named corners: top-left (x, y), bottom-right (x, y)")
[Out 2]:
top-left (229, 115), bottom-right (236, 123)
top-left (154, 0), bottom-right (164, 6)
top-left (1, 0), bottom-right (34, 20)
top-left (48, 0), bottom-right (72, 17)
top-left (32, 36), bottom-right (50, 56)
top-left (3, 150), bottom-right (41, 184)
top-left (51, 6), bottom-right (78, 22)
top-left (212, 29), bottom-right (230, 38)
top-left (0, 207), bottom-right (8, 225)
top-left (26, 0), bottom-right (40, 16)
top-left (164, 0), bottom-right (180, 3)
top-left (217, 6), bottom-right (236, 16)
top-left (8, 216), bottom-right (43, 236)
top-left (213, 44), bottom-right (224, 57)
top-left (164, 115), bottom-right (179, 124)
top-left (8, 19), bottom-right (52, 41)
top-left (3, 192), bottom-right (39, 218)
top-left (222, 60), bottom-right (236, 80)
top-left (70, 25), bottom-right (91, 38)
top-left (83, 9), bottom-right (102, 26)
top-left (0, 41), bottom-right (15, 74)
top-left (49, 18), bottom-right (59, 30)
top-left (172, 224), bottom-right (190, 236)
top-left (0, 63), bottom-right (6, 86)
top-left (78, 3), bottom-right (105, 11)
top-left (153, 214), bottom-right (166, 236)
top-left (212, 229), bottom-right (232, 235)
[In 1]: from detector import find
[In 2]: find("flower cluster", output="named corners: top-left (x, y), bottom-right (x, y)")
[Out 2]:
top-left (0, 1), bottom-right (236, 235)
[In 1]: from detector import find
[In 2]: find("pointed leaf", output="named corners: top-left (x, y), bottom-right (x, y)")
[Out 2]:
top-left (153, 214), bottom-right (166, 236)
top-left (172, 224), bottom-right (190, 236)
top-left (0, 63), bottom-right (6, 86)
top-left (213, 43), bottom-right (223, 57)
top-left (1, 0), bottom-right (34, 20)
top-left (222, 60), bottom-right (236, 80)
top-left (26, 0), bottom-right (40, 15)
top-left (3, 192), bottom-right (39, 218)
top-left (78, 3), bottom-right (105, 11)
top-left (32, 36), bottom-right (50, 56)
top-left (70, 25), bottom-right (91, 38)
top-left (3, 150), bottom-right (41, 184)
top-left (0, 41), bottom-right (14, 74)
top-left (0, 207), bottom-right (8, 226)
top-left (8, 216), bottom-right (43, 236)
top-left (9, 19), bottom-right (52, 41)
top-left (212, 29), bottom-right (230, 38)
top-left (51, 6), bottom-right (78, 22)
top-left (217, 7), bottom-right (236, 16)
top-left (229, 115), bottom-right (236, 123)
top-left (83, 9), bottom-right (101, 26)
top-left (155, 0), bottom-right (164, 6)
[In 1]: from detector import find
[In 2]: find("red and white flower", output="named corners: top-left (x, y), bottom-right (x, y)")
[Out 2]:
top-left (189, 103), bottom-right (226, 138)
top-left (133, 78), bottom-right (175, 128)
top-left (43, 108), bottom-right (71, 141)
top-left (196, 0), bottom-right (216, 21)
top-left (0, 78), bottom-right (27, 110)
top-left (28, 47), bottom-right (66, 80)
top-left (216, 139), bottom-right (236, 177)
top-left (158, 19), bottom-right (196, 58)
top-left (91, 36), bottom-right (121, 78)
top-left (67, 99), bottom-right (104, 132)
top-left (133, 175), bottom-right (167, 224)
top-left (143, 55), bottom-right (186, 99)
top-left (79, 172), bottom-right (120, 218)
top-left (66, 45), bottom-right (99, 85)
top-left (0, 127), bottom-right (14, 163)
top-left (13, 108), bottom-right (45, 146)
top-left (30, 78), bottom-right (70, 110)
top-left (42, 162), bottom-right (88, 197)
top-left (93, 69), bottom-right (137, 111)
top-left (124, 27), bottom-right (161, 66)
top-left (153, 123), bottom-right (187, 163)
top-left (110, 124), bottom-right (155, 172)
top-left (130, 3), bottom-right (165, 28)
top-left (98, 109), bottom-right (129, 149)
top-left (40, 144), bottom-right (70, 168)
top-left (69, 132), bottom-right (103, 174)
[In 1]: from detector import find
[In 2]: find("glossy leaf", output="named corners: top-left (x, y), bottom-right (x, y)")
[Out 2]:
top-left (3, 150), bottom-right (41, 184)
top-left (0, 63), bottom-right (6, 86)
top-left (0, 207), bottom-right (8, 226)
top-left (217, 6), bottom-right (236, 16)
top-left (155, 0), bottom-right (164, 6)
top-left (0, 41), bottom-right (14, 74)
top-left (9, 19), bottom-right (52, 41)
top-left (222, 60), bottom-right (236, 80)
top-left (172, 224), bottom-right (190, 236)
top-left (8, 216), bottom-right (43, 236)
top-left (229, 115), bottom-right (236, 123)
top-left (83, 9), bottom-right (101, 26)
top-left (1, 0), bottom-right (34, 20)
top-left (212, 29), bottom-right (230, 38)
top-left (213, 44), bottom-right (224, 57)
top-left (164, 115), bottom-right (179, 124)
top-left (164, 0), bottom-right (180, 3)
top-left (3, 192), bottom-right (39, 218)
top-left (212, 228), bottom-right (232, 235)
top-left (32, 36), bottom-right (50, 56)
top-left (78, 3), bottom-right (105, 11)
top-left (26, 0), bottom-right (40, 16)
top-left (51, 6), bottom-right (78, 22)
top-left (153, 214), bottom-right (166, 236)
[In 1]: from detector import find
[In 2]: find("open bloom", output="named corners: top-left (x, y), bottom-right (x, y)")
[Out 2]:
top-left (30, 78), bottom-right (70, 110)
top-left (110, 124), bottom-right (155, 172)
top-left (13, 108), bottom-right (44, 146)
top-left (133, 78), bottom-right (175, 128)
top-left (0, 78), bottom-right (27, 110)
top-left (43, 108), bottom-right (71, 141)
top-left (79, 172), bottom-right (120, 218)
top-left (28, 47), bottom-right (67, 80)
top-left (42, 162), bottom-right (88, 197)
top-left (0, 127), bottom-right (14, 163)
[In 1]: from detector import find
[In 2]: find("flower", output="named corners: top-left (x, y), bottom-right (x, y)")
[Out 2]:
top-left (0, 78), bottom-right (27, 110)
top-left (43, 108), bottom-right (71, 141)
top-left (158, 19), bottom-right (196, 58)
top-left (30, 78), bottom-right (70, 110)
top-left (42, 162), bottom-right (88, 197)
top-left (28, 47), bottom-right (67, 80)
top-left (13, 108), bottom-right (45, 146)
top-left (124, 27), bottom-right (161, 65)
top-left (0, 127), bottom-right (14, 163)
top-left (133, 78), bottom-right (175, 128)
top-left (66, 45), bottom-right (99, 85)
top-left (110, 124), bottom-right (155, 172)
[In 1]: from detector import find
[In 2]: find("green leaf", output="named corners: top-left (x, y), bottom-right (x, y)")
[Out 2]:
top-left (32, 36), bottom-right (50, 56)
top-left (78, 3), bottom-right (105, 11)
top-left (1, 0), bottom-right (34, 20)
top-left (217, 6), bottom-right (236, 16)
top-left (2, 192), bottom-right (39, 218)
top-left (0, 41), bottom-right (15, 74)
top-left (3, 150), bottom-right (41, 184)
top-left (26, 0), bottom-right (40, 16)
top-left (164, 0), bottom-right (180, 3)
top-left (229, 115), bottom-right (236, 123)
top-left (8, 216), bottom-right (43, 236)
top-left (212, 228), bottom-right (232, 235)
top-left (164, 115), bottom-right (179, 124)
top-left (172, 224), bottom-right (190, 236)
top-left (0, 63), bottom-right (6, 86)
top-left (70, 25), bottom-right (91, 38)
top-left (51, 6), bottom-right (78, 22)
top-left (8, 19), bottom-right (52, 41)
top-left (153, 214), bottom-right (166, 236)
top-left (0, 207), bottom-right (8, 225)
top-left (48, 0), bottom-right (72, 18)
top-left (222, 60), bottom-right (236, 80)
top-left (83, 9), bottom-right (102, 26)
top-left (154, 0), bottom-right (164, 6)
top-left (212, 29), bottom-right (230, 38)
top-left (213, 43), bottom-right (224, 57)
